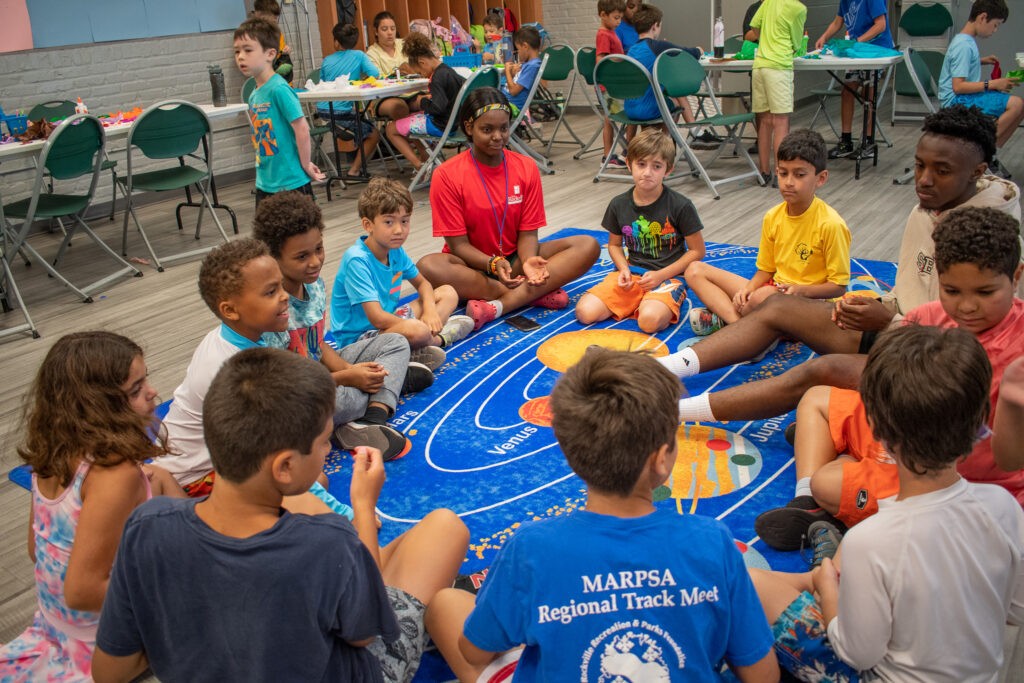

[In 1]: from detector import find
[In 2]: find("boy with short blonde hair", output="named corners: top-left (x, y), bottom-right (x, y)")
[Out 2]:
top-left (330, 178), bottom-right (474, 356)
top-left (234, 18), bottom-right (324, 205)
top-left (576, 128), bottom-right (706, 333)
top-left (684, 129), bottom-right (850, 335)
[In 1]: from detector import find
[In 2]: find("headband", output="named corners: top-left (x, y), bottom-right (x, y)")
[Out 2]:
top-left (471, 103), bottom-right (512, 121)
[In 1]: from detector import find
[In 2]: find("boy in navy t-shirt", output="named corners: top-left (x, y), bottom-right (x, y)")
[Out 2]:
top-left (421, 349), bottom-right (779, 682)
top-left (624, 4), bottom-right (700, 126)
top-left (93, 349), bottom-right (469, 682)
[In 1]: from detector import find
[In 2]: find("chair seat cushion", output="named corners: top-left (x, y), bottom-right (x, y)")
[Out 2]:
top-left (120, 166), bottom-right (207, 192)
top-left (4, 194), bottom-right (90, 219)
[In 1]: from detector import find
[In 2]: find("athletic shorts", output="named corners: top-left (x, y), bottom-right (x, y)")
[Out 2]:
top-left (395, 112), bottom-right (445, 137)
top-left (828, 387), bottom-right (898, 526)
top-left (857, 330), bottom-right (878, 354)
top-left (484, 253), bottom-right (520, 280)
top-left (773, 591), bottom-right (861, 682)
top-left (357, 304), bottom-right (415, 341)
top-left (367, 586), bottom-right (429, 683)
top-left (586, 272), bottom-right (686, 323)
top-left (949, 91), bottom-right (1012, 118)
top-left (182, 472), bottom-right (216, 498)
top-left (752, 67), bottom-right (794, 114)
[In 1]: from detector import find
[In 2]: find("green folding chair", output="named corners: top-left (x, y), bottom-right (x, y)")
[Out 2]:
top-left (572, 46), bottom-right (605, 160)
top-left (408, 67), bottom-right (500, 191)
top-left (1, 114), bottom-right (141, 315)
top-left (592, 54), bottom-right (667, 183)
top-left (117, 101), bottom-right (230, 271)
top-left (531, 44), bottom-right (585, 158)
top-left (26, 100), bottom-right (119, 221)
top-left (241, 77), bottom-right (257, 104)
top-left (654, 49), bottom-right (763, 198)
top-left (508, 52), bottom-right (555, 174)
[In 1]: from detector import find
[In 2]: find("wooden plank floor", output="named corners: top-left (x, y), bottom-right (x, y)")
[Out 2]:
top-left (1, 103), bottom-right (1021, 670)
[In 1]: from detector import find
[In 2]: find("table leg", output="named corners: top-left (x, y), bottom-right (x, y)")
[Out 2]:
top-left (173, 140), bottom-right (239, 233)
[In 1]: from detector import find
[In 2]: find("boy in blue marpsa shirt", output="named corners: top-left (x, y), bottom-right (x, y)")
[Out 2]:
top-left (815, 0), bottom-right (894, 160)
top-left (501, 26), bottom-right (543, 113)
top-left (317, 23), bottom-right (382, 179)
top-left (422, 349), bottom-right (779, 682)
top-left (235, 18), bottom-right (325, 207)
top-left (938, 0), bottom-right (1023, 176)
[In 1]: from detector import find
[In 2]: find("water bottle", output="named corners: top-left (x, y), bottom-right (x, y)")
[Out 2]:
top-left (713, 17), bottom-right (725, 58)
top-left (208, 65), bottom-right (227, 107)
top-left (798, 31), bottom-right (809, 57)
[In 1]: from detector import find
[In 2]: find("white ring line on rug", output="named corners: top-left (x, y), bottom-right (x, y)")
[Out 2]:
top-left (521, 365), bottom-right (548, 400)
top-left (377, 471), bottom-right (579, 522)
top-left (716, 456), bottom-right (795, 522)
top-left (427, 440), bottom-right (562, 474)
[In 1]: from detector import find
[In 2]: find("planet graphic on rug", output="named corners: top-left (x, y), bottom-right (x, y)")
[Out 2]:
top-left (656, 423), bottom-right (764, 512)
top-left (534, 329), bottom-right (669, 373)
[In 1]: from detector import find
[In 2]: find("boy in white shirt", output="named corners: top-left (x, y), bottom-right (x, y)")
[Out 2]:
top-left (749, 325), bottom-right (1024, 682)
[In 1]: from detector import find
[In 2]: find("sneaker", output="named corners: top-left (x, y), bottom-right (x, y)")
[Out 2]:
top-left (760, 171), bottom-right (773, 187)
top-left (334, 421), bottom-right (408, 461)
top-left (827, 139), bottom-right (855, 159)
top-left (802, 520), bottom-right (843, 567)
top-left (689, 307), bottom-right (724, 336)
top-left (989, 157), bottom-right (1013, 179)
top-left (605, 154), bottom-right (628, 168)
top-left (754, 495), bottom-right (845, 551)
top-left (531, 287), bottom-right (569, 310)
top-left (439, 315), bottom-right (474, 347)
top-left (746, 338), bottom-right (780, 364)
top-left (852, 143), bottom-right (877, 161)
top-left (467, 299), bottom-right (499, 330)
top-left (410, 345), bottom-right (446, 371)
top-left (401, 361), bottom-right (434, 394)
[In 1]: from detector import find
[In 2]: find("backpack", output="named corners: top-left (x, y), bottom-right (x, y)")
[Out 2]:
top-left (529, 83), bottom-right (562, 123)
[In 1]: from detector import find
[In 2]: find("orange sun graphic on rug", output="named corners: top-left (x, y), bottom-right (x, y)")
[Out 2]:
top-left (534, 329), bottom-right (669, 373)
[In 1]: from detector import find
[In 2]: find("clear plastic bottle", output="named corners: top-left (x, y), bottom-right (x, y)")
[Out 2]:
top-left (713, 17), bottom-right (725, 58)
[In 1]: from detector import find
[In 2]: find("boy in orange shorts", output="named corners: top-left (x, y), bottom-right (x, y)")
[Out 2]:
top-left (756, 206), bottom-right (1024, 552)
top-left (575, 128), bottom-right (706, 333)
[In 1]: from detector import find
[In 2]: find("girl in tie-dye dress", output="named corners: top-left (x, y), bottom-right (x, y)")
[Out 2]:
top-left (0, 332), bottom-right (183, 682)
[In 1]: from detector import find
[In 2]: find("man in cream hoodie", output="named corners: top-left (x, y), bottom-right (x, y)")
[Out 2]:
top-left (656, 105), bottom-right (1022, 422)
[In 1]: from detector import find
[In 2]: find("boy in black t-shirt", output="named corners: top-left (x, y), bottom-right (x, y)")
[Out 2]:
top-left (575, 128), bottom-right (706, 333)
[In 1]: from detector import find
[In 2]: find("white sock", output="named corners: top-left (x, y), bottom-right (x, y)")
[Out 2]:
top-left (487, 299), bottom-right (504, 317)
top-left (658, 347), bottom-right (700, 378)
top-left (795, 477), bottom-right (812, 499)
top-left (678, 393), bottom-right (715, 422)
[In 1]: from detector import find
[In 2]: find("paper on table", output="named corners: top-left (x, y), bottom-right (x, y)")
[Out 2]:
top-left (303, 76), bottom-right (352, 91)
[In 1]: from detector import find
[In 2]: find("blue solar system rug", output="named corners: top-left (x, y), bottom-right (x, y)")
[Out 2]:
top-left (323, 229), bottom-right (897, 580)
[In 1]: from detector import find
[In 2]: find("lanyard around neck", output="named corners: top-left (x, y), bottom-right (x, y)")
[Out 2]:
top-left (470, 150), bottom-right (509, 255)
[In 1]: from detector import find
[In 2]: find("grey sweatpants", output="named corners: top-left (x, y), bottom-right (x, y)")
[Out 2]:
top-left (333, 332), bottom-right (410, 425)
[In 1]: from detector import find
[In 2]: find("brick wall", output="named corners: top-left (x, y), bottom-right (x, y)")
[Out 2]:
top-left (0, 15), bottom-right (322, 204)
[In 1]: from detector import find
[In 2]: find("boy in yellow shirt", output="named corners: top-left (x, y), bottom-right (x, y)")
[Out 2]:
top-left (684, 129), bottom-right (850, 334)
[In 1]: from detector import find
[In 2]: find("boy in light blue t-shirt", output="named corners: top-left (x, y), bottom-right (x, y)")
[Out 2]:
top-left (329, 178), bottom-right (474, 356)
top-left (316, 23), bottom-right (381, 178)
top-left (234, 18), bottom-right (325, 207)
top-left (938, 0), bottom-right (1023, 176)
top-left (501, 26), bottom-right (543, 113)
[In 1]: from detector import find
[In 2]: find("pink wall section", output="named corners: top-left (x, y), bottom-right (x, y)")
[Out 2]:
top-left (0, 0), bottom-right (33, 53)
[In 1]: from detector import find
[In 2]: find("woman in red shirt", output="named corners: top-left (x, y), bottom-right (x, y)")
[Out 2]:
top-left (417, 88), bottom-right (600, 330)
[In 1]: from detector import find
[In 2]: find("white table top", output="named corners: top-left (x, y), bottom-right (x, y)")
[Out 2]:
top-left (701, 53), bottom-right (902, 72)
top-left (0, 101), bottom-right (248, 162)
top-left (295, 78), bottom-right (429, 103)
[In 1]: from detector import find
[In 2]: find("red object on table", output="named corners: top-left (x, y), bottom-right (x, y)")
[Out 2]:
top-left (992, 59), bottom-right (1002, 79)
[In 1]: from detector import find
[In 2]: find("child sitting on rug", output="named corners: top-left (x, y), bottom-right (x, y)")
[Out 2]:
top-left (93, 349), bottom-right (470, 683)
top-left (385, 31), bottom-right (465, 172)
top-left (0, 332), bottom-right (183, 682)
top-left (683, 129), bottom-right (851, 335)
top-left (421, 348), bottom-right (779, 682)
top-left (755, 207), bottom-right (1024, 554)
top-left (749, 324), bottom-right (1024, 683)
top-left (254, 191), bottom-right (429, 462)
top-left (152, 239), bottom-right (351, 509)
top-left (576, 128), bottom-right (706, 333)
top-left (329, 178), bottom-right (474, 355)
